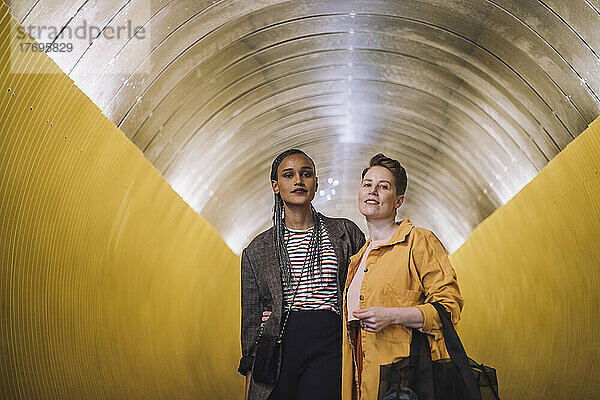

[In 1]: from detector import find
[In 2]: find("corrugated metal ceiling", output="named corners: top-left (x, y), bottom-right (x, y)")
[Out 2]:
top-left (10, 0), bottom-right (600, 252)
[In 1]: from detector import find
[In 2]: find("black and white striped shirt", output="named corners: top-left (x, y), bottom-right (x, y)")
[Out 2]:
top-left (282, 224), bottom-right (339, 313)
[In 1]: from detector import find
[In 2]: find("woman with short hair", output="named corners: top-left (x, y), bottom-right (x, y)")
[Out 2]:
top-left (342, 153), bottom-right (464, 399)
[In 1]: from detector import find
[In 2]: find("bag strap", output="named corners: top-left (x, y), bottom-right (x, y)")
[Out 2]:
top-left (472, 360), bottom-right (500, 399)
top-left (276, 258), bottom-right (307, 343)
top-left (409, 328), bottom-right (435, 400)
top-left (253, 234), bottom-right (310, 348)
top-left (430, 302), bottom-right (483, 400)
top-left (276, 223), bottom-right (318, 343)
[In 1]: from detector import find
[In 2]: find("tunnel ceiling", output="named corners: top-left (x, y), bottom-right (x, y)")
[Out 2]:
top-left (11, 0), bottom-right (600, 253)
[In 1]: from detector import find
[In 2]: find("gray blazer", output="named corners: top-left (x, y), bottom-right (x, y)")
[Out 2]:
top-left (238, 214), bottom-right (365, 400)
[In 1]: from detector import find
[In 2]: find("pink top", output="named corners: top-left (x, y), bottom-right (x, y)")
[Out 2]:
top-left (347, 234), bottom-right (393, 322)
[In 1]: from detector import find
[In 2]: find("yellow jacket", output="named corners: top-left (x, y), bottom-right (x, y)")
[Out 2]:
top-left (341, 218), bottom-right (464, 399)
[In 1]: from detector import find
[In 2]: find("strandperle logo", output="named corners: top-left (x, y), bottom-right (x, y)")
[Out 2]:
top-left (16, 19), bottom-right (146, 44)
top-left (10, 7), bottom-right (153, 75)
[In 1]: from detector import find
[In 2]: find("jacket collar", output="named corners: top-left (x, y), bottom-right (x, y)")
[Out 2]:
top-left (320, 213), bottom-right (346, 240)
top-left (319, 214), bottom-right (347, 272)
top-left (379, 218), bottom-right (413, 247)
top-left (261, 227), bottom-right (282, 308)
top-left (350, 218), bottom-right (413, 263)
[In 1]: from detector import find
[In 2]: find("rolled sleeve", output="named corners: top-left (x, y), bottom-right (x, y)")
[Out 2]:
top-left (412, 229), bottom-right (464, 339)
top-left (416, 303), bottom-right (440, 338)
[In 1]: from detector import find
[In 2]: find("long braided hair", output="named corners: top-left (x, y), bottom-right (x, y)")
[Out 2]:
top-left (270, 149), bottom-right (323, 287)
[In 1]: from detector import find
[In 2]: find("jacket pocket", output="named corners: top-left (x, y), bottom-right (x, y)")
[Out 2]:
top-left (381, 282), bottom-right (423, 306)
top-left (375, 284), bottom-right (422, 344)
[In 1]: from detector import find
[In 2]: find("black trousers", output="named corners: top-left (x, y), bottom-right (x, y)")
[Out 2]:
top-left (268, 309), bottom-right (342, 400)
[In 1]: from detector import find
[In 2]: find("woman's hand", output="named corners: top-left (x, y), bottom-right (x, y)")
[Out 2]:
top-left (260, 310), bottom-right (272, 327)
top-left (353, 306), bottom-right (424, 331)
top-left (352, 307), bottom-right (396, 332)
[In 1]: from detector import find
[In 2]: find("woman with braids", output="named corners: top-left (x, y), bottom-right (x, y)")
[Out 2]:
top-left (341, 154), bottom-right (464, 399)
top-left (238, 149), bottom-right (365, 400)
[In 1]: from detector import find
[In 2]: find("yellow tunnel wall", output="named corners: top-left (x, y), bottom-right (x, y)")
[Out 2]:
top-left (0, 4), bottom-right (242, 399)
top-left (2, 1), bottom-right (600, 399)
top-left (450, 117), bottom-right (600, 399)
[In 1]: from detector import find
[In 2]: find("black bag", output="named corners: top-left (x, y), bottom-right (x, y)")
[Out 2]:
top-left (378, 302), bottom-right (499, 400)
top-left (252, 332), bottom-right (280, 385)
